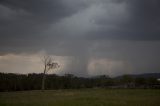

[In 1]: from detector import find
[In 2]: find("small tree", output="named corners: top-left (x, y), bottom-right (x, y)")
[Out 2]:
top-left (41, 56), bottom-right (60, 91)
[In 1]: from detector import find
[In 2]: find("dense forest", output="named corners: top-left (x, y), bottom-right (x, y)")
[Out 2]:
top-left (0, 73), bottom-right (160, 92)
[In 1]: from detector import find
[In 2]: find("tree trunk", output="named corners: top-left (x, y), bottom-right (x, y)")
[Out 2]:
top-left (41, 74), bottom-right (46, 91)
top-left (41, 65), bottom-right (46, 91)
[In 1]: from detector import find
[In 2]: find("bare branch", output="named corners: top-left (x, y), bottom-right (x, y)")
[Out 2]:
top-left (41, 55), bottom-right (60, 91)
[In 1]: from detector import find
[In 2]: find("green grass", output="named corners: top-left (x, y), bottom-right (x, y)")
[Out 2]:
top-left (0, 89), bottom-right (160, 106)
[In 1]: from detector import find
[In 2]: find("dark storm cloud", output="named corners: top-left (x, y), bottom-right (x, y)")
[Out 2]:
top-left (0, 0), bottom-right (88, 54)
top-left (0, 0), bottom-right (160, 76)
top-left (127, 0), bottom-right (160, 40)
top-left (88, 0), bottom-right (160, 40)
top-left (0, 1), bottom-right (86, 38)
top-left (0, 0), bottom-right (160, 53)
top-left (0, 0), bottom-right (160, 54)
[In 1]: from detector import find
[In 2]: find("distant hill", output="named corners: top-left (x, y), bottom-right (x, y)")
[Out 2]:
top-left (115, 73), bottom-right (160, 79)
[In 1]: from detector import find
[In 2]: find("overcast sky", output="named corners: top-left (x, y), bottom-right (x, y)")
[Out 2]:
top-left (0, 0), bottom-right (160, 77)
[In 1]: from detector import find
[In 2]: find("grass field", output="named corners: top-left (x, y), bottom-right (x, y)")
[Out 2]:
top-left (0, 89), bottom-right (160, 106)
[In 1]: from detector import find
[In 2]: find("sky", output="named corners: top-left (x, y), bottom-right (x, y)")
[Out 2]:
top-left (0, 0), bottom-right (160, 77)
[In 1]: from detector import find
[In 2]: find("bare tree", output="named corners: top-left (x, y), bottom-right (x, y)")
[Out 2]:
top-left (41, 55), bottom-right (60, 91)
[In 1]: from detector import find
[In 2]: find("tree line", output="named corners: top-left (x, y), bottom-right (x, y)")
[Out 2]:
top-left (0, 73), bottom-right (159, 92)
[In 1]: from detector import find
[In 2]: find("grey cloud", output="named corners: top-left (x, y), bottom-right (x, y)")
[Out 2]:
top-left (87, 0), bottom-right (160, 40)
top-left (0, 0), bottom-right (160, 76)
top-left (0, 0), bottom-right (89, 54)
top-left (87, 40), bottom-right (160, 76)
top-left (0, 0), bottom-right (87, 40)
